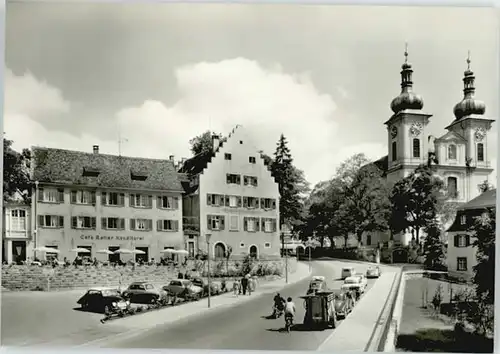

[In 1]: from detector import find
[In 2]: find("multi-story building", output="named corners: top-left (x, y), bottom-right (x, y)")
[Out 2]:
top-left (2, 201), bottom-right (32, 264)
top-left (179, 125), bottom-right (280, 259)
top-left (446, 188), bottom-right (496, 280)
top-left (30, 145), bottom-right (185, 262)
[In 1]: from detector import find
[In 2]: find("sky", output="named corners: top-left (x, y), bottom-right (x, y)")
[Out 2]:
top-left (4, 3), bottom-right (499, 187)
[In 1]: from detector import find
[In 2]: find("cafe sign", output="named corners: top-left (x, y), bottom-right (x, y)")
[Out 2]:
top-left (80, 235), bottom-right (145, 241)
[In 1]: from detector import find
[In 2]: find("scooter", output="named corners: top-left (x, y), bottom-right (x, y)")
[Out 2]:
top-left (272, 304), bottom-right (284, 318)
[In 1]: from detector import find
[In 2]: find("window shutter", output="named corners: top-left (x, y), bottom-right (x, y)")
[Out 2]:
top-left (254, 198), bottom-right (259, 208)
top-left (71, 191), bottom-right (77, 204)
top-left (260, 198), bottom-right (265, 209)
top-left (207, 215), bottom-right (212, 230)
top-left (101, 218), bottom-right (107, 229)
top-left (237, 197), bottom-right (242, 207)
top-left (173, 197), bottom-right (179, 209)
top-left (254, 217), bottom-right (260, 232)
top-left (272, 219), bottom-right (277, 232)
top-left (226, 175), bottom-right (231, 184)
top-left (454, 235), bottom-right (459, 247)
top-left (243, 217), bottom-right (248, 231)
top-left (157, 220), bottom-right (162, 231)
top-left (91, 217), bottom-right (96, 229)
top-left (220, 216), bottom-right (225, 230)
top-left (173, 220), bottom-right (179, 231)
top-left (148, 195), bottom-right (153, 208)
top-left (465, 234), bottom-right (471, 247)
top-left (243, 197), bottom-right (248, 208)
top-left (130, 194), bottom-right (136, 207)
top-left (58, 216), bottom-right (64, 227)
top-left (91, 192), bottom-right (96, 205)
top-left (71, 216), bottom-right (77, 229)
top-left (38, 215), bottom-right (44, 227)
top-left (101, 192), bottom-right (107, 205)
top-left (244, 176), bottom-right (248, 185)
top-left (236, 175), bottom-right (241, 184)
top-left (130, 219), bottom-right (136, 230)
top-left (147, 219), bottom-right (153, 230)
top-left (225, 195), bottom-right (230, 206)
top-left (157, 196), bottom-right (162, 209)
top-left (119, 193), bottom-right (125, 206)
top-left (38, 188), bottom-right (44, 201)
top-left (58, 189), bottom-right (65, 203)
top-left (119, 218), bottom-right (125, 230)
top-left (261, 218), bottom-right (265, 230)
top-left (253, 178), bottom-right (257, 187)
top-left (207, 194), bottom-right (212, 206)
top-left (272, 199), bottom-right (277, 210)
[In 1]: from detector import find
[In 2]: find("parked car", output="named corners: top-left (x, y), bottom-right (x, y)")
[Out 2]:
top-left (333, 289), bottom-right (355, 319)
top-left (341, 267), bottom-right (356, 280)
top-left (77, 287), bottom-right (131, 315)
top-left (366, 266), bottom-right (381, 279)
top-left (122, 282), bottom-right (168, 304)
top-left (191, 277), bottom-right (221, 295)
top-left (307, 276), bottom-right (328, 295)
top-left (163, 279), bottom-right (203, 300)
top-left (341, 275), bottom-right (368, 298)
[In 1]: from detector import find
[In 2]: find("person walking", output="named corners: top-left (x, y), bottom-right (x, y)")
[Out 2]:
top-left (233, 279), bottom-right (240, 297)
top-left (241, 275), bottom-right (248, 295)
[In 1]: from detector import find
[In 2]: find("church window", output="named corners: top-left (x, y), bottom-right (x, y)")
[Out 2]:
top-left (448, 144), bottom-right (457, 160)
top-left (391, 142), bottom-right (397, 161)
top-left (477, 143), bottom-right (484, 162)
top-left (447, 177), bottom-right (458, 198)
top-left (412, 138), bottom-right (420, 158)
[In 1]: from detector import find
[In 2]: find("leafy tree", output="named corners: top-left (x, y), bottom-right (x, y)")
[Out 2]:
top-left (3, 138), bottom-right (31, 203)
top-left (334, 153), bottom-right (372, 185)
top-left (188, 130), bottom-right (226, 156)
top-left (389, 164), bottom-right (445, 244)
top-left (271, 134), bottom-right (303, 228)
top-left (422, 218), bottom-right (446, 270)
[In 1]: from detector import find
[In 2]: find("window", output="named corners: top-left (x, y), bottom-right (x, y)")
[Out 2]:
top-left (454, 234), bottom-right (470, 248)
top-left (264, 243), bottom-right (271, 248)
top-left (102, 217), bottom-right (125, 230)
top-left (448, 144), bottom-right (457, 160)
top-left (240, 140), bottom-right (243, 144)
top-left (207, 194), bottom-right (224, 206)
top-left (249, 156), bottom-right (256, 164)
top-left (225, 153), bottom-right (232, 160)
top-left (260, 198), bottom-right (277, 210)
top-left (207, 215), bottom-right (225, 231)
top-left (226, 174), bottom-right (241, 185)
top-left (130, 194), bottom-right (152, 208)
top-left (260, 218), bottom-right (277, 233)
top-left (240, 242), bottom-right (245, 248)
top-left (412, 138), bottom-right (420, 158)
top-left (45, 246), bottom-right (59, 261)
top-left (391, 142), bottom-right (397, 161)
top-left (366, 234), bottom-right (372, 246)
top-left (447, 177), bottom-right (458, 198)
top-left (243, 176), bottom-right (258, 187)
top-left (135, 247), bottom-right (148, 263)
top-left (230, 215), bottom-right (239, 231)
top-left (77, 245), bottom-right (92, 258)
top-left (229, 196), bottom-right (238, 207)
top-left (158, 196), bottom-right (179, 209)
top-left (477, 143), bottom-right (484, 162)
top-left (457, 257), bottom-right (467, 271)
top-left (71, 190), bottom-right (96, 205)
top-left (11, 210), bottom-right (27, 231)
top-left (460, 215), bottom-right (467, 225)
top-left (130, 219), bottom-right (152, 231)
top-left (38, 215), bottom-right (64, 228)
top-left (243, 197), bottom-right (259, 209)
top-left (244, 217), bottom-right (260, 232)
top-left (102, 192), bottom-right (125, 206)
top-left (39, 188), bottom-right (64, 203)
top-left (71, 216), bottom-right (96, 229)
top-left (157, 219), bottom-right (179, 231)
top-left (130, 172), bottom-right (148, 181)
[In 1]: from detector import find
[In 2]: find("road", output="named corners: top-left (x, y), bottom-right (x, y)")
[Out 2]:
top-left (103, 260), bottom-right (379, 350)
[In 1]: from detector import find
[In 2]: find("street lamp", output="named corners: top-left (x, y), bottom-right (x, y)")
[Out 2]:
top-left (280, 232), bottom-right (288, 284)
top-left (206, 233), bottom-right (212, 308)
top-left (34, 181), bottom-right (39, 260)
top-left (307, 236), bottom-right (312, 272)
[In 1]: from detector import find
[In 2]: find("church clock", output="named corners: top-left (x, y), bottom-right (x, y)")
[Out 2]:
top-left (390, 126), bottom-right (398, 139)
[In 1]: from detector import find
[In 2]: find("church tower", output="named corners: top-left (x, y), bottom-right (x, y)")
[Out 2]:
top-left (441, 52), bottom-right (495, 201)
top-left (385, 45), bottom-right (433, 183)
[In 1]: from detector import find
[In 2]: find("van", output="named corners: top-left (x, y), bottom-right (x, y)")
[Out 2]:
top-left (341, 267), bottom-right (356, 280)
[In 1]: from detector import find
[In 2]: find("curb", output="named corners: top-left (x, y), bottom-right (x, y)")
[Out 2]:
top-left (75, 264), bottom-right (311, 348)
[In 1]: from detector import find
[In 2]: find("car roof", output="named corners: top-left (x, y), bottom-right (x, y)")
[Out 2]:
top-left (342, 267), bottom-right (355, 270)
top-left (88, 287), bottom-right (118, 292)
top-left (345, 276), bottom-right (359, 281)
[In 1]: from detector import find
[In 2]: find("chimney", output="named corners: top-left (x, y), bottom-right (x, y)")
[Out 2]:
top-left (93, 145), bottom-right (99, 154)
top-left (212, 134), bottom-right (220, 153)
top-left (169, 155), bottom-right (175, 162)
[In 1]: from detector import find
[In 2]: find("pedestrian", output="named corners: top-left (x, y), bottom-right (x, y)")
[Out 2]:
top-left (245, 274), bottom-right (252, 295)
top-left (241, 275), bottom-right (248, 295)
top-left (233, 279), bottom-right (240, 297)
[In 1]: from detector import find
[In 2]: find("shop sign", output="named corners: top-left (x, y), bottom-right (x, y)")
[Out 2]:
top-left (80, 235), bottom-right (145, 241)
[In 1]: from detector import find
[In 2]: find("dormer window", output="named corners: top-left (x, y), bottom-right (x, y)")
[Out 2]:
top-left (460, 215), bottom-right (466, 225)
top-left (448, 144), bottom-right (457, 160)
top-left (130, 171), bottom-right (148, 181)
top-left (225, 153), bottom-right (232, 160)
top-left (83, 167), bottom-right (100, 177)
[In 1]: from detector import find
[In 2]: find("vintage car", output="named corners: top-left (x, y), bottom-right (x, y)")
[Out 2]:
top-left (366, 266), bottom-right (381, 279)
top-left (191, 277), bottom-right (221, 296)
top-left (341, 267), bottom-right (356, 280)
top-left (333, 289), bottom-right (355, 319)
top-left (307, 276), bottom-right (328, 295)
top-left (341, 275), bottom-right (368, 296)
top-left (122, 282), bottom-right (168, 304)
top-left (163, 279), bottom-right (203, 300)
top-left (77, 287), bottom-right (131, 315)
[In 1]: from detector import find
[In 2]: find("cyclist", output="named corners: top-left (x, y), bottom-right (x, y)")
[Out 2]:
top-left (284, 297), bottom-right (296, 327)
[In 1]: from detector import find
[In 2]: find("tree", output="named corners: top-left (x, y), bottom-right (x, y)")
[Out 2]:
top-left (389, 164), bottom-right (445, 244)
top-left (422, 218), bottom-right (446, 270)
top-left (188, 130), bottom-right (226, 156)
top-left (271, 134), bottom-right (303, 228)
top-left (334, 153), bottom-right (372, 185)
top-left (3, 138), bottom-right (31, 203)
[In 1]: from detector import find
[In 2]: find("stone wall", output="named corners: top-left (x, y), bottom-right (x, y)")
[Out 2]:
top-left (1, 258), bottom-right (297, 291)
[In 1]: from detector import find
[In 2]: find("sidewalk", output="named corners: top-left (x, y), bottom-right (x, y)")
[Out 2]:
top-left (317, 268), bottom-right (400, 352)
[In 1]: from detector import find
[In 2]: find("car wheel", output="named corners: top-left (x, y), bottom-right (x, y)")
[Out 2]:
top-left (81, 302), bottom-right (88, 310)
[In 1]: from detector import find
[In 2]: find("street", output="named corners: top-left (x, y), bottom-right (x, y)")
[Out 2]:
top-left (102, 260), bottom-right (381, 350)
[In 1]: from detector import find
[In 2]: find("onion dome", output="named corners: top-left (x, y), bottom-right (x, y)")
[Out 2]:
top-left (390, 44), bottom-right (424, 114)
top-left (453, 52), bottom-right (486, 120)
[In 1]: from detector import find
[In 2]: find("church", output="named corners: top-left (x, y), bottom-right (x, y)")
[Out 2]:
top-left (365, 47), bottom-right (495, 249)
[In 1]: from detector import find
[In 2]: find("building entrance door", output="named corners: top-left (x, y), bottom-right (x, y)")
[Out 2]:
top-left (12, 241), bottom-right (27, 264)
top-left (187, 242), bottom-right (195, 257)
